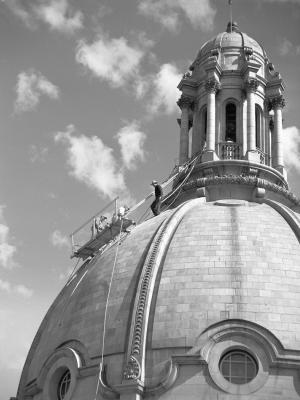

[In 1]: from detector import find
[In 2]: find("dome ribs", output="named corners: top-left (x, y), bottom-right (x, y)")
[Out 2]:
top-left (122, 199), bottom-right (204, 385)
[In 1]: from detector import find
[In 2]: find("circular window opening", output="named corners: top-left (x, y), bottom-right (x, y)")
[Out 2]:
top-left (219, 350), bottom-right (258, 385)
top-left (57, 369), bottom-right (71, 400)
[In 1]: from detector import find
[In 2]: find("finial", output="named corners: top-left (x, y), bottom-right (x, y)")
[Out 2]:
top-left (226, 21), bottom-right (239, 33)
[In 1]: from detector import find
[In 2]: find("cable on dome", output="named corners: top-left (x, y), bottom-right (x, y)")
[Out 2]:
top-left (65, 257), bottom-right (81, 287)
top-left (94, 218), bottom-right (124, 400)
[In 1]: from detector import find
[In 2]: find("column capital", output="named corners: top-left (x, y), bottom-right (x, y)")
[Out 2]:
top-left (244, 78), bottom-right (259, 93)
top-left (205, 78), bottom-right (220, 93)
top-left (271, 95), bottom-right (286, 110)
top-left (177, 95), bottom-right (194, 110)
top-left (264, 98), bottom-right (273, 112)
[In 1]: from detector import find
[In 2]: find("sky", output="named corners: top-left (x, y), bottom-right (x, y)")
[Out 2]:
top-left (0, 0), bottom-right (300, 398)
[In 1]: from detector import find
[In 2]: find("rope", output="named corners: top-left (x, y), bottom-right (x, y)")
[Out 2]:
top-left (65, 258), bottom-right (81, 287)
top-left (94, 218), bottom-right (124, 400)
top-left (161, 152), bottom-right (201, 211)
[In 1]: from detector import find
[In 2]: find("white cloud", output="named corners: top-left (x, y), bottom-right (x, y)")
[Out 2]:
top-left (76, 34), bottom-right (145, 88)
top-left (0, 218), bottom-right (18, 270)
top-left (34, 0), bottom-right (83, 34)
top-left (0, 279), bottom-right (11, 293)
top-left (138, 0), bottom-right (216, 32)
top-left (14, 284), bottom-right (33, 298)
top-left (15, 69), bottom-right (60, 113)
top-left (50, 230), bottom-right (70, 249)
top-left (29, 144), bottom-right (48, 163)
top-left (3, 0), bottom-right (35, 28)
top-left (4, 0), bottom-right (83, 34)
top-left (283, 126), bottom-right (300, 171)
top-left (116, 122), bottom-right (147, 170)
top-left (278, 38), bottom-right (300, 56)
top-left (55, 125), bottom-right (127, 199)
top-left (279, 38), bottom-right (293, 56)
top-left (147, 63), bottom-right (181, 115)
top-left (0, 279), bottom-right (33, 298)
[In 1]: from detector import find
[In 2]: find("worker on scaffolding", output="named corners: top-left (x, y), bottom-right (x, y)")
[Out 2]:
top-left (150, 180), bottom-right (163, 216)
top-left (92, 215), bottom-right (108, 237)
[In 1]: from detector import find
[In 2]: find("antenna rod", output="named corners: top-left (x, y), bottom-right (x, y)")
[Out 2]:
top-left (229, 0), bottom-right (233, 33)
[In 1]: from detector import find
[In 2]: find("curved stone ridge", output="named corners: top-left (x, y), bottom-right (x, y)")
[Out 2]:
top-left (123, 198), bottom-right (204, 382)
top-left (182, 175), bottom-right (300, 206)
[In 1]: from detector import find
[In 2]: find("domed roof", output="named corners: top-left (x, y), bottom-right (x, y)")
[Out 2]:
top-left (199, 22), bottom-right (266, 58)
top-left (18, 198), bottom-right (300, 393)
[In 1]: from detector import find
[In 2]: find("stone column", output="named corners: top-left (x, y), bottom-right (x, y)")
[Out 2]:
top-left (264, 98), bottom-right (272, 166)
top-left (177, 95), bottom-right (194, 164)
top-left (203, 79), bottom-right (219, 161)
top-left (272, 95), bottom-right (286, 173)
top-left (245, 78), bottom-right (259, 156)
top-left (191, 100), bottom-right (201, 156)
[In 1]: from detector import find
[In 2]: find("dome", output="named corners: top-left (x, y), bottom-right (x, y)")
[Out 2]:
top-left (190, 22), bottom-right (268, 75)
top-left (200, 22), bottom-right (266, 58)
top-left (18, 198), bottom-right (300, 398)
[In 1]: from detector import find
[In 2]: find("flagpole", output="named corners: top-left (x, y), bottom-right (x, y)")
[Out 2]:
top-left (229, 0), bottom-right (233, 33)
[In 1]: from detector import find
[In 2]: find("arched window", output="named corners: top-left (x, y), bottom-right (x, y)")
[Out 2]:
top-left (255, 105), bottom-right (261, 148)
top-left (225, 103), bottom-right (236, 142)
top-left (204, 108), bottom-right (207, 140)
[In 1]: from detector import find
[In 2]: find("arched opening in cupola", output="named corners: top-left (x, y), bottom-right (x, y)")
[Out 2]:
top-left (203, 108), bottom-right (207, 142)
top-left (255, 104), bottom-right (262, 149)
top-left (225, 103), bottom-right (236, 142)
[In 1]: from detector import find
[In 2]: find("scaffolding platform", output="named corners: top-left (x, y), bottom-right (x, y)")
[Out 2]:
top-left (72, 217), bottom-right (134, 259)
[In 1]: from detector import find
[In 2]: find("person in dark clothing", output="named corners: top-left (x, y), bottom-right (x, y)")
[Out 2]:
top-left (150, 180), bottom-right (163, 216)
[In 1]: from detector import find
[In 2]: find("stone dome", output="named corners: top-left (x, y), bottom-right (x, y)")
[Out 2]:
top-left (199, 22), bottom-right (266, 59)
top-left (190, 22), bottom-right (268, 77)
top-left (18, 197), bottom-right (300, 399)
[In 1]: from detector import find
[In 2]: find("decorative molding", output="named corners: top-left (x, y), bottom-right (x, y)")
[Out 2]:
top-left (182, 70), bottom-right (192, 79)
top-left (177, 95), bottom-right (194, 110)
top-left (271, 95), bottom-right (286, 109)
top-left (245, 78), bottom-right (259, 93)
top-left (182, 175), bottom-right (300, 206)
top-left (205, 78), bottom-right (220, 93)
top-left (244, 46), bottom-right (253, 61)
top-left (123, 199), bottom-right (203, 383)
top-left (262, 199), bottom-right (300, 243)
top-left (123, 355), bottom-right (141, 380)
top-left (264, 98), bottom-right (272, 112)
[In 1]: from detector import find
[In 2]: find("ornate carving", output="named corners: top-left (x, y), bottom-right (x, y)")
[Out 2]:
top-left (177, 95), bottom-right (194, 110)
top-left (205, 79), bottom-right (220, 94)
top-left (271, 95), bottom-right (286, 110)
top-left (264, 98), bottom-right (273, 112)
top-left (245, 78), bottom-right (259, 93)
top-left (183, 70), bottom-right (192, 79)
top-left (123, 355), bottom-right (141, 380)
top-left (181, 174), bottom-right (300, 206)
top-left (244, 46), bottom-right (253, 61)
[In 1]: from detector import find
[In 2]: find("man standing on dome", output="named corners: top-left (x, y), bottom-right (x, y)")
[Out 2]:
top-left (150, 180), bottom-right (163, 216)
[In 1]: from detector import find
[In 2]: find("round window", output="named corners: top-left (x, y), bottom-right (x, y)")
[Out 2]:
top-left (57, 369), bottom-right (71, 400)
top-left (219, 350), bottom-right (258, 384)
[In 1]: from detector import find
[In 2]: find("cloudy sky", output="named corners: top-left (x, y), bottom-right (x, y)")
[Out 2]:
top-left (1, 0), bottom-right (300, 397)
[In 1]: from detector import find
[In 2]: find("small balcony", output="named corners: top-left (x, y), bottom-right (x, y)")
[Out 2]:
top-left (217, 142), bottom-right (268, 165)
top-left (218, 141), bottom-right (241, 160)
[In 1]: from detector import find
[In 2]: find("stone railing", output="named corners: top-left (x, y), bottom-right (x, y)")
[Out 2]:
top-left (256, 147), bottom-right (267, 165)
top-left (218, 141), bottom-right (241, 160)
